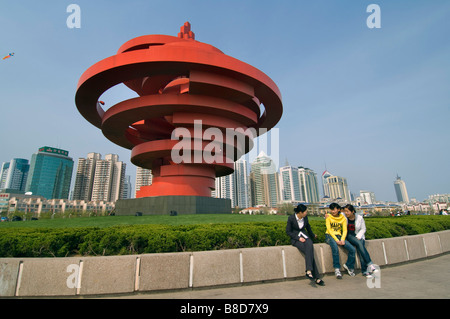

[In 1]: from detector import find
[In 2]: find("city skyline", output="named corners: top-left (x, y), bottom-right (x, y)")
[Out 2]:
top-left (0, 146), bottom-right (443, 208)
top-left (1, 1), bottom-right (449, 202)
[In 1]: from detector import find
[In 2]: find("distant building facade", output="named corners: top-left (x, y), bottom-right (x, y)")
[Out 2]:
top-left (25, 146), bottom-right (74, 199)
top-left (250, 152), bottom-right (280, 207)
top-left (394, 175), bottom-right (409, 203)
top-left (298, 167), bottom-right (320, 203)
top-left (72, 152), bottom-right (101, 201)
top-left (91, 154), bottom-right (126, 202)
top-left (322, 171), bottom-right (351, 202)
top-left (0, 158), bottom-right (29, 192)
top-left (135, 167), bottom-right (152, 198)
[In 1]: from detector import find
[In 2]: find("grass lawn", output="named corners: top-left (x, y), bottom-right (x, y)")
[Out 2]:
top-left (0, 214), bottom-right (323, 229)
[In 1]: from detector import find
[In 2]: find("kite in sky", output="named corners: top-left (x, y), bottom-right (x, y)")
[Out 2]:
top-left (2, 53), bottom-right (14, 60)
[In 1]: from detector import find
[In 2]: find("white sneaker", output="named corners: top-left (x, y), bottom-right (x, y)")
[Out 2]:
top-left (335, 268), bottom-right (342, 279)
top-left (362, 271), bottom-right (373, 279)
top-left (368, 264), bottom-right (378, 274)
top-left (343, 263), bottom-right (355, 277)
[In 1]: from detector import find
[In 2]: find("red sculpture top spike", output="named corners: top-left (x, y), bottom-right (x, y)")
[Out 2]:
top-left (178, 21), bottom-right (195, 40)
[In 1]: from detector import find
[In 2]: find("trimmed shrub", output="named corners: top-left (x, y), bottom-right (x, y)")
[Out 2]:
top-left (0, 216), bottom-right (449, 257)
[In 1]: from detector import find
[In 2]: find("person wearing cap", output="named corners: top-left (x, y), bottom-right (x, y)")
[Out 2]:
top-left (286, 204), bottom-right (325, 286)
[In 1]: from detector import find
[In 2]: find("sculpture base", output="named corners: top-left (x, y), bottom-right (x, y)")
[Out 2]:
top-left (114, 196), bottom-right (232, 215)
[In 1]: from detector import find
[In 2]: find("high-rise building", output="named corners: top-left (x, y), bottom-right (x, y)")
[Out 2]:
top-left (321, 170), bottom-right (332, 198)
top-left (394, 175), bottom-right (409, 203)
top-left (322, 171), bottom-right (351, 202)
top-left (25, 146), bottom-right (74, 199)
top-left (279, 165), bottom-right (301, 202)
top-left (91, 154), bottom-right (126, 202)
top-left (0, 158), bottom-right (29, 192)
top-left (122, 175), bottom-right (132, 199)
top-left (215, 174), bottom-right (236, 207)
top-left (135, 167), bottom-right (152, 198)
top-left (234, 158), bottom-right (250, 209)
top-left (250, 151), bottom-right (280, 207)
top-left (298, 167), bottom-right (320, 203)
top-left (72, 152), bottom-right (101, 201)
top-left (360, 190), bottom-right (376, 205)
top-left (214, 158), bottom-right (250, 209)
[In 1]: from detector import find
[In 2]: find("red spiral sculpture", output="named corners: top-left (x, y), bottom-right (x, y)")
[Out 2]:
top-left (75, 22), bottom-right (282, 198)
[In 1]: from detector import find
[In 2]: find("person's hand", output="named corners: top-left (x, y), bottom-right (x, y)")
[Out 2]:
top-left (337, 240), bottom-right (345, 245)
top-left (299, 237), bottom-right (306, 243)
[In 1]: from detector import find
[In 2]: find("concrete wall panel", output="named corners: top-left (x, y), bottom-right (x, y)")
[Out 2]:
top-left (139, 252), bottom-right (191, 291)
top-left (0, 259), bottom-right (20, 297)
top-left (192, 250), bottom-right (240, 287)
top-left (422, 233), bottom-right (442, 256)
top-left (383, 237), bottom-right (408, 264)
top-left (241, 247), bottom-right (284, 283)
top-left (18, 258), bottom-right (81, 297)
top-left (79, 256), bottom-right (136, 295)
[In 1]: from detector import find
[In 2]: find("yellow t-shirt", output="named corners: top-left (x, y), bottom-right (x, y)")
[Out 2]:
top-left (326, 213), bottom-right (347, 242)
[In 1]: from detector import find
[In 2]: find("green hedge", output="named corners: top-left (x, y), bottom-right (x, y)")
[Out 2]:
top-left (0, 216), bottom-right (449, 257)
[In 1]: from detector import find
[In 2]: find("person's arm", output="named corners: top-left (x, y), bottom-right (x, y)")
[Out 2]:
top-left (341, 216), bottom-right (348, 242)
top-left (356, 215), bottom-right (366, 240)
top-left (304, 216), bottom-right (316, 239)
top-left (286, 216), bottom-right (299, 241)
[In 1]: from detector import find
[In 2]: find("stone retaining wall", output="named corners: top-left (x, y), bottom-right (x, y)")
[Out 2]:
top-left (1, 230), bottom-right (449, 297)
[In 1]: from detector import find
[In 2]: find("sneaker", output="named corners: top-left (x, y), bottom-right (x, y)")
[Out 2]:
top-left (362, 271), bottom-right (373, 279)
top-left (368, 264), bottom-right (378, 274)
top-left (343, 263), bottom-right (355, 277)
top-left (335, 269), bottom-right (342, 279)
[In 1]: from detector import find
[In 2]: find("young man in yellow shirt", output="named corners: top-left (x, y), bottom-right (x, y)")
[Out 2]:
top-left (325, 203), bottom-right (356, 279)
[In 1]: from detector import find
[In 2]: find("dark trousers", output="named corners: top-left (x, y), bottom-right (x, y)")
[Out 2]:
top-left (292, 238), bottom-right (320, 278)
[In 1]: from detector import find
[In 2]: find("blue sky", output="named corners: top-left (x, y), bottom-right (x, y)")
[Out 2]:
top-left (1, 1), bottom-right (449, 202)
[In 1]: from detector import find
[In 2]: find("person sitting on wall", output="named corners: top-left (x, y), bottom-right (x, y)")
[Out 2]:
top-left (343, 204), bottom-right (378, 278)
top-left (286, 204), bottom-right (324, 286)
top-left (325, 203), bottom-right (356, 279)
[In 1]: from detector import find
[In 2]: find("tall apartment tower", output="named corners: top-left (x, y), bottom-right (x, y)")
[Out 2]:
top-left (325, 175), bottom-right (351, 202)
top-left (73, 152), bottom-right (101, 201)
top-left (250, 152), bottom-right (280, 207)
top-left (234, 158), bottom-right (250, 209)
top-left (321, 170), bottom-right (332, 198)
top-left (135, 167), bottom-right (152, 198)
top-left (279, 165), bottom-right (302, 202)
top-left (25, 146), bottom-right (74, 199)
top-left (0, 158), bottom-right (29, 192)
top-left (322, 170), bottom-right (351, 202)
top-left (215, 174), bottom-right (236, 208)
top-left (122, 175), bottom-right (132, 199)
top-left (298, 167), bottom-right (320, 203)
top-left (91, 154), bottom-right (126, 202)
top-left (394, 175), bottom-right (409, 203)
top-left (214, 158), bottom-right (250, 209)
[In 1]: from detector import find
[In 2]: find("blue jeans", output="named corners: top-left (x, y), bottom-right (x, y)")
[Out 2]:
top-left (346, 234), bottom-right (373, 272)
top-left (325, 234), bottom-right (356, 269)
